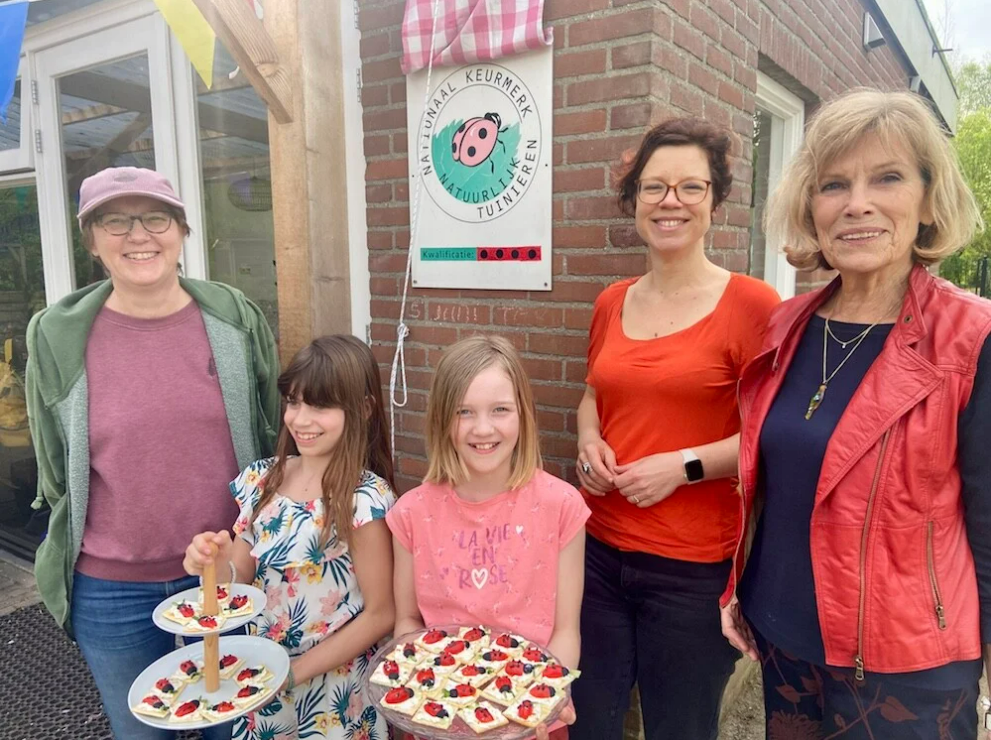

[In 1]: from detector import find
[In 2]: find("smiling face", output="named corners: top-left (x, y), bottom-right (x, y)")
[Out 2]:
top-left (811, 133), bottom-right (931, 279)
top-left (452, 364), bottom-right (520, 490)
top-left (88, 195), bottom-right (184, 292)
top-left (634, 145), bottom-right (714, 255)
top-left (283, 396), bottom-right (346, 459)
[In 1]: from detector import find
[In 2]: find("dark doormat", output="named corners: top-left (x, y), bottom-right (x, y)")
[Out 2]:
top-left (0, 603), bottom-right (202, 740)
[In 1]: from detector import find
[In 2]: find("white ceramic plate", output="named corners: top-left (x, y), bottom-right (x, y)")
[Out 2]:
top-left (152, 583), bottom-right (266, 636)
top-left (128, 635), bottom-right (290, 730)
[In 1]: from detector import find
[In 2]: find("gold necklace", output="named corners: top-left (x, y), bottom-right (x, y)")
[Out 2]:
top-left (805, 318), bottom-right (878, 420)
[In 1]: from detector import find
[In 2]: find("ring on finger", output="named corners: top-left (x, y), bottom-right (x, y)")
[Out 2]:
top-left (580, 461), bottom-right (591, 475)
top-left (632, 494), bottom-right (640, 504)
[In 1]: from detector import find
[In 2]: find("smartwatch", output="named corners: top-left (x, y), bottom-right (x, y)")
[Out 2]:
top-left (679, 448), bottom-right (704, 484)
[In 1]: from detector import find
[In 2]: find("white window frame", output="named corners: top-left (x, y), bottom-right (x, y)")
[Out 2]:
top-left (341, 0), bottom-right (370, 340)
top-left (0, 56), bottom-right (34, 173)
top-left (756, 72), bottom-right (804, 299)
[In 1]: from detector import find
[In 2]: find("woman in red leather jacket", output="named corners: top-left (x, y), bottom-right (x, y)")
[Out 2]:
top-left (720, 89), bottom-right (991, 738)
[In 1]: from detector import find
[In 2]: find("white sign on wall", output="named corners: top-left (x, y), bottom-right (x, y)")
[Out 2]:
top-left (406, 47), bottom-right (553, 291)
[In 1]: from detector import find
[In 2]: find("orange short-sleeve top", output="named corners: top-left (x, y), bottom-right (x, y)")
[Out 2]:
top-left (584, 273), bottom-right (780, 562)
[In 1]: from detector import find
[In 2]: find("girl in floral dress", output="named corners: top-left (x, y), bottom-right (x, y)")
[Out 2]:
top-left (185, 335), bottom-right (397, 740)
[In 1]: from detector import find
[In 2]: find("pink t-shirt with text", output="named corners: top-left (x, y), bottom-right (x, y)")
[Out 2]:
top-left (386, 469), bottom-right (590, 646)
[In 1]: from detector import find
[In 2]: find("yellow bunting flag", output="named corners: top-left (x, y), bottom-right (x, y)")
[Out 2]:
top-left (152, 0), bottom-right (215, 88)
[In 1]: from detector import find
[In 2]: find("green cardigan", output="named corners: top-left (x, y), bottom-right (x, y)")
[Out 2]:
top-left (26, 278), bottom-right (281, 630)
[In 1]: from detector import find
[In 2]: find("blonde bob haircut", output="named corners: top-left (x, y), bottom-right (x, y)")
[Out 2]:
top-left (424, 335), bottom-right (542, 490)
top-left (765, 88), bottom-right (983, 271)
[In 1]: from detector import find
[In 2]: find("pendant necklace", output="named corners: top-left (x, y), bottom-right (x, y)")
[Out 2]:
top-left (805, 317), bottom-right (878, 420)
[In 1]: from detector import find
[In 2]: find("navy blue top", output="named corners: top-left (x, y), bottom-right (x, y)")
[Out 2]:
top-left (739, 315), bottom-right (991, 688)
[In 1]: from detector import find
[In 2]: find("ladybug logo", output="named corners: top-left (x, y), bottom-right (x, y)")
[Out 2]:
top-left (452, 113), bottom-right (507, 173)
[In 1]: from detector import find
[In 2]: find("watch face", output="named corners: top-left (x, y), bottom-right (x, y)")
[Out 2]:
top-left (685, 458), bottom-right (704, 482)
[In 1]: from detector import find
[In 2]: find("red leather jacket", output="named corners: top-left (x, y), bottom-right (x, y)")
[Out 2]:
top-left (721, 265), bottom-right (991, 674)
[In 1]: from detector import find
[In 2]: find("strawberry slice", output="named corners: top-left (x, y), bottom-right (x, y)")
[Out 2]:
top-left (220, 654), bottom-right (239, 669)
top-left (523, 647), bottom-right (548, 662)
top-left (381, 660), bottom-right (400, 680)
top-left (495, 676), bottom-right (513, 693)
top-left (179, 660), bottom-right (198, 676)
top-left (475, 706), bottom-right (495, 723)
top-left (415, 668), bottom-right (436, 687)
top-left (463, 627), bottom-right (485, 642)
top-left (142, 695), bottom-right (165, 709)
top-left (211, 701), bottom-right (236, 713)
top-left (447, 683), bottom-right (475, 698)
top-left (482, 649), bottom-right (508, 662)
top-left (529, 684), bottom-right (556, 698)
top-left (402, 643), bottom-right (417, 658)
top-left (542, 664), bottom-right (568, 679)
top-left (496, 633), bottom-right (520, 649)
top-left (385, 686), bottom-right (415, 704)
top-left (228, 595), bottom-right (249, 609)
top-left (237, 667), bottom-right (263, 682)
top-left (237, 685), bottom-right (261, 699)
top-left (517, 700), bottom-right (535, 720)
top-left (216, 586), bottom-right (229, 600)
top-left (443, 640), bottom-right (468, 655)
top-left (175, 700), bottom-right (200, 717)
top-left (178, 603), bottom-right (196, 618)
top-left (423, 629), bottom-right (447, 644)
top-left (424, 701), bottom-right (449, 718)
top-left (461, 665), bottom-right (482, 676)
top-left (197, 616), bottom-right (218, 629)
top-left (506, 660), bottom-right (526, 676)
top-left (434, 653), bottom-right (456, 667)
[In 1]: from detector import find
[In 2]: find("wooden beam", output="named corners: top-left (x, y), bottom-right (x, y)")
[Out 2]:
top-left (196, 75), bottom-right (252, 96)
top-left (68, 113), bottom-right (151, 191)
top-left (60, 73), bottom-right (269, 144)
top-left (265, 0), bottom-right (351, 359)
top-left (62, 104), bottom-right (125, 125)
top-left (191, 0), bottom-right (293, 124)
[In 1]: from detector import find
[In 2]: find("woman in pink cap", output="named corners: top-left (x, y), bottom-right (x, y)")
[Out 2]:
top-left (26, 166), bottom-right (280, 739)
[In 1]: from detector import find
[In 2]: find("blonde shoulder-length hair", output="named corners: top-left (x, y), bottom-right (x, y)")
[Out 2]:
top-left (424, 335), bottom-right (542, 490)
top-left (765, 88), bottom-right (983, 271)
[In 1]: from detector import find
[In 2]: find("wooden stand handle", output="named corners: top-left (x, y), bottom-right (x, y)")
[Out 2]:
top-left (202, 559), bottom-right (221, 693)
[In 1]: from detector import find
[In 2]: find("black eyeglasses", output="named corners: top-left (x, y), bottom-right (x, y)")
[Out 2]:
top-left (636, 179), bottom-right (712, 205)
top-left (96, 211), bottom-right (173, 236)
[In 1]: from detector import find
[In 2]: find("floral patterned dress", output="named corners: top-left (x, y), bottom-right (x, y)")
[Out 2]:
top-left (230, 458), bottom-right (395, 740)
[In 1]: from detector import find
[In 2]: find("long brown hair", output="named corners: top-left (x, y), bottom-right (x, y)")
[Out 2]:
top-left (251, 335), bottom-right (395, 549)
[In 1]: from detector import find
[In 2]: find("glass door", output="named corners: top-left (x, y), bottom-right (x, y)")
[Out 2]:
top-left (0, 178), bottom-right (46, 559)
top-left (33, 14), bottom-right (180, 302)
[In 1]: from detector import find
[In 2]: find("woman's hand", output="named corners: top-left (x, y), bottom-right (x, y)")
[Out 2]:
top-left (535, 699), bottom-right (575, 740)
top-left (720, 598), bottom-right (759, 661)
top-left (183, 530), bottom-right (233, 578)
top-left (611, 452), bottom-right (684, 507)
top-left (576, 434), bottom-right (617, 495)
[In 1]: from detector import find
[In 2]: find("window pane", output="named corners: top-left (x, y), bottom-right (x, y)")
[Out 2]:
top-left (58, 54), bottom-right (156, 288)
top-left (749, 109), bottom-right (773, 281)
top-left (0, 79), bottom-right (21, 153)
top-left (196, 46), bottom-right (278, 340)
top-left (0, 183), bottom-right (47, 557)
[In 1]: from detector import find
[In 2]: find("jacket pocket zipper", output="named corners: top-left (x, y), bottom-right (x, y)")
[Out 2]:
top-left (927, 521), bottom-right (948, 631)
top-left (855, 430), bottom-right (890, 681)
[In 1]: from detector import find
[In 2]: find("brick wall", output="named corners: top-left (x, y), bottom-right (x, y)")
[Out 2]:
top-left (359, 0), bottom-right (913, 491)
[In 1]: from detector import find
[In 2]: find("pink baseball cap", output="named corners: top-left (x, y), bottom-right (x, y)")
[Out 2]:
top-left (76, 167), bottom-right (186, 226)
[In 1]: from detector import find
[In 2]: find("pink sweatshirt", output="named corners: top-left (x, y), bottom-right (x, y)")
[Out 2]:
top-left (75, 301), bottom-right (240, 581)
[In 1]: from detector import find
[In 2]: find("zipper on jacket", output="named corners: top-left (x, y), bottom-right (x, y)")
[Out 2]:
top-left (854, 430), bottom-right (890, 681)
top-left (926, 521), bottom-right (948, 630)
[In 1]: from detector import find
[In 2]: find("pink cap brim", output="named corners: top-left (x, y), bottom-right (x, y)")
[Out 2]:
top-left (77, 190), bottom-right (186, 226)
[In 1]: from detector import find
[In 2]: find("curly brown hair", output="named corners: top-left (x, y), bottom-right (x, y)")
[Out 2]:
top-left (615, 118), bottom-right (735, 216)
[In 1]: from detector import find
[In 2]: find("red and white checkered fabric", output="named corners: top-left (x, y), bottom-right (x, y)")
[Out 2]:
top-left (401, 0), bottom-right (553, 74)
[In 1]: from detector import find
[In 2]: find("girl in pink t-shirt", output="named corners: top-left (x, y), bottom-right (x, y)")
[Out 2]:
top-left (387, 335), bottom-right (590, 739)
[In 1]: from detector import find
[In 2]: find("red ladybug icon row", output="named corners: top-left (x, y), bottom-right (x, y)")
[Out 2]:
top-left (477, 247), bottom-right (542, 262)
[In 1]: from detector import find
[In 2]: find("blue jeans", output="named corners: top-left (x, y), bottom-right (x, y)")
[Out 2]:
top-left (71, 571), bottom-right (234, 740)
top-left (569, 536), bottom-right (740, 740)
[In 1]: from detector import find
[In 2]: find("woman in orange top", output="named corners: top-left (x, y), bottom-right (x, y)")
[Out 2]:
top-left (568, 118), bottom-right (779, 740)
